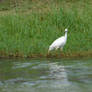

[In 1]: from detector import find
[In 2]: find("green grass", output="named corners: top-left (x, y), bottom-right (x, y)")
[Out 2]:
top-left (0, 0), bottom-right (92, 57)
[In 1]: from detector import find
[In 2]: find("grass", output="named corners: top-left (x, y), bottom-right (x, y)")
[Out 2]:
top-left (0, 0), bottom-right (92, 58)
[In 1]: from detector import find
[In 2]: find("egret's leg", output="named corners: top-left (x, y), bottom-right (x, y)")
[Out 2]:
top-left (55, 47), bottom-right (59, 55)
top-left (55, 47), bottom-right (59, 51)
top-left (60, 48), bottom-right (63, 51)
top-left (48, 50), bottom-right (50, 54)
top-left (60, 48), bottom-right (64, 56)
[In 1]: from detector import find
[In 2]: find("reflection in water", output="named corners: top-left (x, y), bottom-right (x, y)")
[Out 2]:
top-left (0, 59), bottom-right (92, 92)
top-left (48, 62), bottom-right (70, 87)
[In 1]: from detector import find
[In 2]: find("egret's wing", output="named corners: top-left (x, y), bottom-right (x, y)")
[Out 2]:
top-left (50, 36), bottom-right (65, 46)
top-left (49, 36), bottom-right (65, 51)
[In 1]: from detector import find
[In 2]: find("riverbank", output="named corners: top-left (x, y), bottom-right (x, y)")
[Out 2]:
top-left (0, 51), bottom-right (92, 59)
top-left (0, 0), bottom-right (92, 58)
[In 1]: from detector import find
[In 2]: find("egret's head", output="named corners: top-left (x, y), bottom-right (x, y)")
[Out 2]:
top-left (65, 28), bottom-right (68, 32)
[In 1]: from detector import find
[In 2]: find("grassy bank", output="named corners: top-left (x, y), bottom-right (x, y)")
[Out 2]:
top-left (0, 0), bottom-right (92, 58)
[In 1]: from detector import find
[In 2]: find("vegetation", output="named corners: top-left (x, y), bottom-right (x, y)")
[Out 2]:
top-left (0, 0), bottom-right (92, 58)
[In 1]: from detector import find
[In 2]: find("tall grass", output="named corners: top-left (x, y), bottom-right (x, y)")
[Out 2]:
top-left (0, 0), bottom-right (92, 57)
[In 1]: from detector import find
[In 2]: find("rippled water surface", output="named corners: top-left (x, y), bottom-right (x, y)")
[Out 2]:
top-left (0, 58), bottom-right (92, 92)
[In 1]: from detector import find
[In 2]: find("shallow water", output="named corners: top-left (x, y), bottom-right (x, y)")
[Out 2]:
top-left (0, 58), bottom-right (92, 92)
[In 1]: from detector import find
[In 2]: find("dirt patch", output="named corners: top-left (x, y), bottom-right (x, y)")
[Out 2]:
top-left (0, 0), bottom-right (3, 2)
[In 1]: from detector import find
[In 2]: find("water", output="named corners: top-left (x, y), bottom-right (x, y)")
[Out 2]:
top-left (0, 58), bottom-right (92, 92)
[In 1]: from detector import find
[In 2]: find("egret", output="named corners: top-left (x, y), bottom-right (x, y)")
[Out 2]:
top-left (48, 28), bottom-right (68, 53)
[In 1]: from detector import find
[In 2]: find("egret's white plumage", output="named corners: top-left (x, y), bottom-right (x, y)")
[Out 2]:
top-left (48, 28), bottom-right (68, 52)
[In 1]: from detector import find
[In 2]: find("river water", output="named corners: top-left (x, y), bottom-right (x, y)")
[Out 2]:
top-left (0, 58), bottom-right (92, 92)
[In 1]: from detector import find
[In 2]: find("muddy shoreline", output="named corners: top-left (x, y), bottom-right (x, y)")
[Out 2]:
top-left (0, 51), bottom-right (91, 59)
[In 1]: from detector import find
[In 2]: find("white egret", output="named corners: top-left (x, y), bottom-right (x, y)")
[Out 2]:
top-left (48, 28), bottom-right (68, 53)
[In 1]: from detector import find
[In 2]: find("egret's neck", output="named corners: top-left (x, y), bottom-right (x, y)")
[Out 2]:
top-left (65, 32), bottom-right (67, 40)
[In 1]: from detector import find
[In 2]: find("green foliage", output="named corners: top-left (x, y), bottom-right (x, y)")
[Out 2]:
top-left (0, 0), bottom-right (92, 57)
